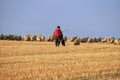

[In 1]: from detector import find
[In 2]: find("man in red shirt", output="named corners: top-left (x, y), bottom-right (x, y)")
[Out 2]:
top-left (53, 26), bottom-right (65, 46)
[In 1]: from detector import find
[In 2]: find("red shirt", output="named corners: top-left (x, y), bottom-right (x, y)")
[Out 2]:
top-left (53, 28), bottom-right (62, 37)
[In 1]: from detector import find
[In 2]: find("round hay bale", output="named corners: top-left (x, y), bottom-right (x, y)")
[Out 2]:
top-left (87, 38), bottom-right (94, 43)
top-left (101, 38), bottom-right (107, 43)
top-left (3, 35), bottom-right (8, 40)
top-left (41, 35), bottom-right (45, 41)
top-left (0, 34), bottom-right (4, 40)
top-left (12, 34), bottom-right (22, 40)
top-left (36, 35), bottom-right (45, 41)
top-left (7, 34), bottom-right (14, 40)
top-left (13, 35), bottom-right (17, 40)
top-left (95, 37), bottom-right (102, 42)
top-left (80, 37), bottom-right (89, 42)
top-left (92, 37), bottom-right (96, 42)
top-left (114, 39), bottom-right (120, 45)
top-left (106, 38), bottom-right (110, 43)
top-left (92, 37), bottom-right (102, 42)
top-left (36, 35), bottom-right (42, 41)
top-left (107, 38), bottom-right (110, 43)
top-left (23, 35), bottom-right (31, 41)
top-left (12, 35), bottom-right (18, 40)
top-left (18, 35), bottom-right (22, 40)
top-left (74, 38), bottom-right (80, 45)
top-left (106, 37), bottom-right (114, 43)
top-left (63, 36), bottom-right (67, 42)
top-left (4, 35), bottom-right (11, 40)
top-left (109, 38), bottom-right (114, 44)
top-left (70, 36), bottom-right (77, 42)
top-left (47, 35), bottom-right (54, 42)
top-left (30, 35), bottom-right (37, 41)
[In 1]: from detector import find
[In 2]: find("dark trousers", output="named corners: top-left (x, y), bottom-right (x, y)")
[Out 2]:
top-left (55, 35), bottom-right (65, 47)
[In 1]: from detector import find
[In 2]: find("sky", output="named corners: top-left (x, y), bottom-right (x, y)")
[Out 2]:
top-left (0, 0), bottom-right (120, 38)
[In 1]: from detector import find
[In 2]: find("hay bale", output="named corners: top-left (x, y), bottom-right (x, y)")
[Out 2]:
top-left (114, 39), bottom-right (120, 45)
top-left (74, 38), bottom-right (80, 45)
top-left (109, 38), bottom-right (114, 44)
top-left (3, 35), bottom-right (8, 40)
top-left (70, 36), bottom-right (77, 42)
top-left (23, 35), bottom-right (31, 41)
top-left (30, 35), bottom-right (37, 41)
top-left (87, 38), bottom-right (94, 43)
top-left (12, 35), bottom-right (16, 40)
top-left (0, 34), bottom-right (22, 41)
top-left (47, 35), bottom-right (54, 42)
top-left (80, 37), bottom-right (89, 42)
top-left (101, 38), bottom-right (107, 43)
top-left (36, 35), bottom-right (45, 41)
top-left (19, 35), bottom-right (22, 40)
top-left (63, 36), bottom-right (67, 41)
top-left (95, 37), bottom-right (102, 42)
top-left (36, 35), bottom-right (42, 41)
top-left (13, 35), bottom-right (17, 40)
top-left (0, 34), bottom-right (4, 40)
top-left (92, 37), bottom-right (102, 42)
top-left (12, 34), bottom-right (21, 40)
top-left (92, 37), bottom-right (96, 42)
top-left (7, 35), bottom-right (13, 40)
top-left (41, 35), bottom-right (45, 41)
top-left (105, 37), bottom-right (114, 43)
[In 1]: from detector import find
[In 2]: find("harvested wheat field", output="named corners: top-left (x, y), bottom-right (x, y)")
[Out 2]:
top-left (0, 40), bottom-right (120, 80)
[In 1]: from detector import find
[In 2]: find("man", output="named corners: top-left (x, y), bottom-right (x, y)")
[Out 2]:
top-left (53, 26), bottom-right (65, 47)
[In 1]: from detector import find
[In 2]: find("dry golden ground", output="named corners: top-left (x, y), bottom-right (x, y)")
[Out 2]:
top-left (0, 40), bottom-right (120, 80)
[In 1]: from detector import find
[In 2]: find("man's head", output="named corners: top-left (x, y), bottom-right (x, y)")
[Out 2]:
top-left (57, 26), bottom-right (60, 28)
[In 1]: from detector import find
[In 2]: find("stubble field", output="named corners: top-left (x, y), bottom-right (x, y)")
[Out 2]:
top-left (0, 40), bottom-right (120, 80)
